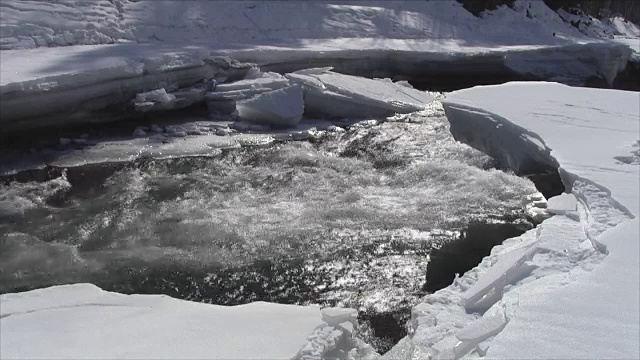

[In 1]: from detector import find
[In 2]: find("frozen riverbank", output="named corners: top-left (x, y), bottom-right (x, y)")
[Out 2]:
top-left (384, 82), bottom-right (639, 359)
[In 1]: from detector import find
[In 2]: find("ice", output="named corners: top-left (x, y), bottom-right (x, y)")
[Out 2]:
top-left (0, 284), bottom-right (324, 360)
top-left (386, 82), bottom-right (639, 359)
top-left (546, 193), bottom-right (577, 215)
top-left (463, 243), bottom-right (538, 313)
top-left (287, 69), bottom-right (434, 119)
top-left (44, 129), bottom-right (277, 168)
top-left (132, 86), bottom-right (206, 113)
top-left (0, 47), bottom-right (226, 132)
top-left (135, 88), bottom-right (175, 103)
top-left (321, 307), bottom-right (358, 326)
top-left (236, 85), bottom-right (304, 127)
top-left (215, 76), bottom-right (290, 93)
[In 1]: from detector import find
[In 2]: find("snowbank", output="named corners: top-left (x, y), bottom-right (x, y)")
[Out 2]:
top-left (0, 1), bottom-right (596, 50)
top-left (0, 283), bottom-right (374, 359)
top-left (385, 82), bottom-right (638, 359)
top-left (1, 1), bottom-right (634, 132)
top-left (609, 17), bottom-right (640, 38)
top-left (0, 47), bottom-right (253, 132)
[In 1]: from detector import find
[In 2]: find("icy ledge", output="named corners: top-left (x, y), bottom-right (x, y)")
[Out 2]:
top-left (385, 82), bottom-right (639, 359)
top-left (0, 284), bottom-right (374, 359)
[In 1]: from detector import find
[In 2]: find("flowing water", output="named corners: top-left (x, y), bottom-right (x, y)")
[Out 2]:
top-left (0, 105), bottom-right (538, 352)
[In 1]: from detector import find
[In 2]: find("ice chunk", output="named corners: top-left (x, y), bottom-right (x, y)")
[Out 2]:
top-left (215, 77), bottom-right (290, 92)
top-left (447, 309), bottom-right (508, 358)
top-left (135, 88), bottom-right (176, 104)
top-left (546, 193), bottom-right (577, 214)
top-left (463, 243), bottom-right (538, 312)
top-left (455, 309), bottom-right (508, 342)
top-left (236, 85), bottom-right (304, 127)
top-left (287, 70), bottom-right (433, 119)
top-left (285, 73), bottom-right (326, 90)
top-left (321, 307), bottom-right (357, 326)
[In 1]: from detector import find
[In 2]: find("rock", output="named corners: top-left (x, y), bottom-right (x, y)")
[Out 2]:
top-left (59, 137), bottom-right (71, 145)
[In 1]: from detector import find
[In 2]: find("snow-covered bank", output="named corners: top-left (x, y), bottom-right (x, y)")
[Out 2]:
top-left (1, 0), bottom-right (636, 132)
top-left (0, 284), bottom-right (374, 359)
top-left (0, 40), bottom-right (631, 132)
top-left (0, 1), bottom-right (608, 50)
top-left (384, 82), bottom-right (639, 359)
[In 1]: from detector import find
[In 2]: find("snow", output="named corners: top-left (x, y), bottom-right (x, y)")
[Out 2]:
top-left (0, 1), bottom-right (635, 132)
top-left (385, 82), bottom-right (639, 359)
top-left (0, 284), bottom-right (324, 359)
top-left (0, 1), bottom-right (593, 49)
top-left (610, 17), bottom-right (640, 38)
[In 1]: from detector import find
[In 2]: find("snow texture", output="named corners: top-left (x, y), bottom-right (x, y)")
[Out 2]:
top-left (384, 82), bottom-right (639, 359)
top-left (0, 284), bottom-right (324, 359)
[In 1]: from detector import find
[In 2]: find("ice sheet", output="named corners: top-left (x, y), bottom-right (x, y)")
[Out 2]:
top-left (0, 284), bottom-right (323, 359)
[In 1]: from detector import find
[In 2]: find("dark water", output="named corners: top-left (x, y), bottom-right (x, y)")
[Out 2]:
top-left (0, 109), bottom-right (538, 352)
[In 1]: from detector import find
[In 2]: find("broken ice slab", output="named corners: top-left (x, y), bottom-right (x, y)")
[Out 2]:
top-left (286, 69), bottom-right (434, 119)
top-left (463, 242), bottom-right (538, 313)
top-left (321, 308), bottom-right (358, 326)
top-left (546, 193), bottom-right (577, 214)
top-left (46, 134), bottom-right (243, 168)
top-left (448, 309), bottom-right (509, 359)
top-left (135, 88), bottom-right (176, 103)
top-left (236, 85), bottom-right (304, 127)
top-left (206, 75), bottom-right (291, 116)
top-left (206, 88), bottom-right (273, 115)
top-left (214, 76), bottom-right (290, 92)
